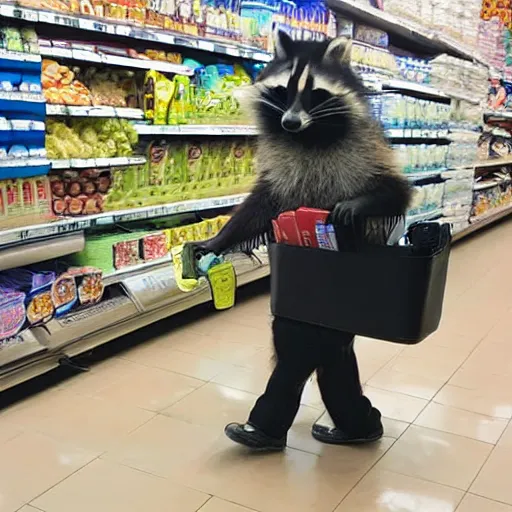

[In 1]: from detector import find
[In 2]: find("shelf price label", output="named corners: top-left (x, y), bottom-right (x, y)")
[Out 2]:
top-left (54, 15), bottom-right (80, 28)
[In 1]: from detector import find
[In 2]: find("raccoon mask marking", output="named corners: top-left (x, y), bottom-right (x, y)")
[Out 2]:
top-left (252, 31), bottom-right (368, 145)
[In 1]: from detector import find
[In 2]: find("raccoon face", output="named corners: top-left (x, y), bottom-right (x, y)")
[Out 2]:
top-left (253, 32), bottom-right (367, 141)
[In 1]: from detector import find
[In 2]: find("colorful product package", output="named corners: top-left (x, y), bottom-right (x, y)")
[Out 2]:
top-left (51, 273), bottom-right (78, 317)
top-left (113, 240), bottom-right (140, 269)
top-left (140, 232), bottom-right (168, 261)
top-left (67, 267), bottom-right (105, 306)
top-left (0, 290), bottom-right (26, 341)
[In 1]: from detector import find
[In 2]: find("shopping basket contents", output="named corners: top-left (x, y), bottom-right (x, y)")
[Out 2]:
top-left (270, 207), bottom-right (451, 344)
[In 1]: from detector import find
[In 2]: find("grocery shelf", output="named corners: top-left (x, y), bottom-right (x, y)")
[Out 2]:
top-left (474, 157), bottom-right (512, 169)
top-left (406, 169), bottom-right (446, 181)
top-left (50, 155), bottom-right (147, 169)
top-left (0, 255), bottom-right (269, 391)
top-left (46, 105), bottom-right (145, 119)
top-left (473, 179), bottom-right (511, 191)
top-left (453, 203), bottom-right (512, 241)
top-left (327, 0), bottom-right (488, 65)
top-left (406, 208), bottom-right (443, 225)
top-left (0, 193), bottom-right (248, 247)
top-left (40, 47), bottom-right (195, 76)
top-left (0, 48), bottom-right (41, 62)
top-left (385, 128), bottom-right (449, 139)
top-left (0, 5), bottom-right (273, 63)
top-left (0, 232), bottom-right (85, 270)
top-left (0, 91), bottom-right (45, 103)
top-left (0, 157), bottom-right (49, 168)
top-left (134, 124), bottom-right (259, 136)
top-left (381, 79), bottom-right (449, 100)
top-left (102, 254), bottom-right (172, 286)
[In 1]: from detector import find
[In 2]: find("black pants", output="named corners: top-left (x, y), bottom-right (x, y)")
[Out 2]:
top-left (248, 316), bottom-right (373, 439)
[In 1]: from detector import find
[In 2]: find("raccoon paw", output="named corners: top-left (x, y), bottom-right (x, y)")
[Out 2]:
top-left (329, 201), bottom-right (360, 226)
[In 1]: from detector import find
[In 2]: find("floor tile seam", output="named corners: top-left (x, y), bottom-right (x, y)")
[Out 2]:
top-left (370, 464), bottom-right (473, 493)
top-left (410, 419), bottom-right (501, 446)
top-left (16, 505), bottom-right (45, 512)
top-left (430, 325), bottom-right (504, 406)
top-left (363, 384), bottom-right (431, 413)
top-left (462, 491), bottom-right (512, 509)
top-left (26, 456), bottom-right (99, 510)
top-left (155, 379), bottom-right (211, 412)
top-left (96, 456), bottom-right (218, 500)
top-left (328, 436), bottom-right (400, 512)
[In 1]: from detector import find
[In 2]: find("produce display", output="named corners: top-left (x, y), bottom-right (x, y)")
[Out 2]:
top-left (105, 138), bottom-right (255, 209)
top-left (45, 118), bottom-right (139, 159)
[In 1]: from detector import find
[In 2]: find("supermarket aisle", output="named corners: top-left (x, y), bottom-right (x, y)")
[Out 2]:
top-left (2, 222), bottom-right (512, 512)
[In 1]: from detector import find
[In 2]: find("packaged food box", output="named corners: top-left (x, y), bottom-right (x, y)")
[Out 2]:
top-left (0, 290), bottom-right (26, 341)
top-left (140, 232), bottom-right (168, 261)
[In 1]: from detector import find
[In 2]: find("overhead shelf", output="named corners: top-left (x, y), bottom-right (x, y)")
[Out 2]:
top-left (40, 47), bottom-right (195, 76)
top-left (474, 157), bottom-right (512, 169)
top-left (0, 193), bottom-right (248, 247)
top-left (327, 0), bottom-right (488, 65)
top-left (134, 124), bottom-right (259, 136)
top-left (0, 4), bottom-right (273, 63)
top-left (46, 105), bottom-right (145, 119)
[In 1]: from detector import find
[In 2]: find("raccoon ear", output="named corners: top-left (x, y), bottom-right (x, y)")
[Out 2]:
top-left (323, 36), bottom-right (352, 64)
top-left (274, 30), bottom-right (294, 60)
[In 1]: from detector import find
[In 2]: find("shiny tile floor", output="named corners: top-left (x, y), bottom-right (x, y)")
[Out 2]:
top-left (2, 220), bottom-right (512, 512)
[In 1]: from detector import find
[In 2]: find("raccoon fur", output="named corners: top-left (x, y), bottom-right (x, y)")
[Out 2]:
top-left (202, 32), bottom-right (412, 255)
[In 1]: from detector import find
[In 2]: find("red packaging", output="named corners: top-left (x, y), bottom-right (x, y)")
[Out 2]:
top-left (113, 240), bottom-right (140, 269)
top-left (140, 232), bottom-right (168, 261)
top-left (277, 211), bottom-right (302, 246)
top-left (271, 219), bottom-right (282, 243)
top-left (295, 207), bottom-right (330, 248)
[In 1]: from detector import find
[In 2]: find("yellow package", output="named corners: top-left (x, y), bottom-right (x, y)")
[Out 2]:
top-left (208, 262), bottom-right (236, 310)
top-left (193, 220), bottom-right (209, 242)
top-left (171, 245), bottom-right (199, 293)
top-left (143, 70), bottom-right (175, 124)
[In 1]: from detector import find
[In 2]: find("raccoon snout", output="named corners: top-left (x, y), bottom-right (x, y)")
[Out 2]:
top-left (281, 111), bottom-right (305, 133)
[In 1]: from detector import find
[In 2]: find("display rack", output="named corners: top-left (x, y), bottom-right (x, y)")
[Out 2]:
top-left (0, 0), bottom-right (504, 391)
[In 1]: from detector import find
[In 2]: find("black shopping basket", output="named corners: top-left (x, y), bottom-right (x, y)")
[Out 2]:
top-left (270, 222), bottom-right (451, 344)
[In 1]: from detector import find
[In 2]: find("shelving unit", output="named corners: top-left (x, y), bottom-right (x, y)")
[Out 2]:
top-left (0, 0), bottom-right (505, 391)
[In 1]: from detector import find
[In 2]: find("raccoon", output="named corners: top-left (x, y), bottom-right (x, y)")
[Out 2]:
top-left (202, 31), bottom-right (412, 255)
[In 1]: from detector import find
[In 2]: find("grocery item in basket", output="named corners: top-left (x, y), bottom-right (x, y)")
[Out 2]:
top-left (113, 240), bottom-right (140, 269)
top-left (0, 290), bottom-right (26, 341)
top-left (141, 232), bottom-right (168, 261)
top-left (51, 273), bottom-right (78, 317)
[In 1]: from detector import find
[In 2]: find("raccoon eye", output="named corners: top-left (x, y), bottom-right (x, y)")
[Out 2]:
top-left (311, 88), bottom-right (338, 108)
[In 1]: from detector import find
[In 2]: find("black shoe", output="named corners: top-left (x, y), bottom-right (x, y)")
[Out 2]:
top-left (312, 409), bottom-right (384, 445)
top-left (224, 422), bottom-right (286, 451)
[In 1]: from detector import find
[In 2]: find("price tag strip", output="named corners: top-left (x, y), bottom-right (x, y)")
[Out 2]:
top-left (0, 193), bottom-right (248, 247)
top-left (134, 124), bottom-right (259, 136)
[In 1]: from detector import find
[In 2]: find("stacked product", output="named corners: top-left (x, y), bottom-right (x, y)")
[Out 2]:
top-left (105, 138), bottom-right (255, 209)
top-left (67, 215), bottom-right (230, 274)
top-left (393, 144), bottom-right (448, 176)
top-left (142, 63), bottom-right (253, 125)
top-left (383, 0), bottom-right (481, 49)
top-left (408, 182), bottom-right (445, 219)
top-left (441, 168), bottom-right (475, 233)
top-left (45, 119), bottom-right (139, 160)
top-left (0, 267), bottom-right (104, 342)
